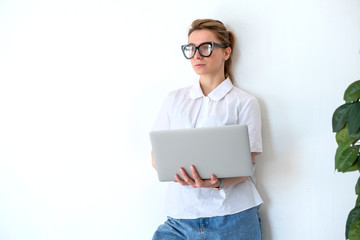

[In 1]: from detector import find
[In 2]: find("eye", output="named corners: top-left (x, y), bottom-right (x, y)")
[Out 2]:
top-left (184, 45), bottom-right (195, 52)
top-left (199, 43), bottom-right (212, 56)
top-left (183, 45), bottom-right (196, 58)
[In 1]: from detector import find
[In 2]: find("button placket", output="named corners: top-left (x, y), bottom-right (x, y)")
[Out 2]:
top-left (195, 96), bottom-right (210, 128)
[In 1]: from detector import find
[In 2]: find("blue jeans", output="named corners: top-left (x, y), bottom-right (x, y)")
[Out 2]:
top-left (152, 206), bottom-right (262, 240)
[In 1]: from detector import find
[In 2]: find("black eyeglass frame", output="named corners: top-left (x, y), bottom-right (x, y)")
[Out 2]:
top-left (181, 42), bottom-right (227, 59)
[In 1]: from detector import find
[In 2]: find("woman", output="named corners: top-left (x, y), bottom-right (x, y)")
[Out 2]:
top-left (151, 19), bottom-right (263, 240)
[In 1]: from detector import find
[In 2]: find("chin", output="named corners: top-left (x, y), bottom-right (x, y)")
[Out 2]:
top-left (193, 68), bottom-right (208, 76)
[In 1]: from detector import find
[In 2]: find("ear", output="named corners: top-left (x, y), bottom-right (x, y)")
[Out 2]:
top-left (224, 47), bottom-right (232, 60)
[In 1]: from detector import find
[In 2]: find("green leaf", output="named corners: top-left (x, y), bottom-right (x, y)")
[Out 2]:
top-left (335, 141), bottom-right (360, 172)
top-left (346, 206), bottom-right (360, 239)
top-left (349, 218), bottom-right (360, 240)
top-left (345, 80), bottom-right (360, 103)
top-left (347, 160), bottom-right (359, 172)
top-left (337, 124), bottom-right (360, 145)
top-left (357, 177), bottom-right (360, 195)
top-left (356, 196), bottom-right (360, 207)
top-left (350, 129), bottom-right (360, 143)
top-left (336, 125), bottom-right (351, 145)
top-left (348, 102), bottom-right (360, 136)
top-left (333, 103), bottom-right (352, 132)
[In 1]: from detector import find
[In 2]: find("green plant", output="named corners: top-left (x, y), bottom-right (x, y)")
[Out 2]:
top-left (332, 80), bottom-right (360, 240)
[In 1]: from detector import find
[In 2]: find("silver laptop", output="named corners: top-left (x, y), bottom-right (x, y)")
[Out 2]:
top-left (149, 125), bottom-right (253, 182)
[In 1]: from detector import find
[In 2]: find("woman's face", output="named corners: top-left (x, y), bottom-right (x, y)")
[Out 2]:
top-left (188, 29), bottom-right (231, 78)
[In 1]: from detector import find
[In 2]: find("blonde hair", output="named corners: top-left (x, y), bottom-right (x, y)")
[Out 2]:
top-left (188, 19), bottom-right (235, 82)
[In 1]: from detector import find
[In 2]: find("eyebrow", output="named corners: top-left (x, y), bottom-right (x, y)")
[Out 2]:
top-left (187, 42), bottom-right (211, 46)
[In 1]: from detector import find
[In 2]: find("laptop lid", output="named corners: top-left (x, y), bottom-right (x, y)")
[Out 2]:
top-left (150, 125), bottom-right (253, 182)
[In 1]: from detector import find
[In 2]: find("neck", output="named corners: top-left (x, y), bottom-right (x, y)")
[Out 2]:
top-left (199, 74), bottom-right (226, 96)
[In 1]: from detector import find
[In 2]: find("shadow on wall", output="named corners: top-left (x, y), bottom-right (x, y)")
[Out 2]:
top-left (255, 98), bottom-right (273, 240)
top-left (254, 95), bottom-right (302, 240)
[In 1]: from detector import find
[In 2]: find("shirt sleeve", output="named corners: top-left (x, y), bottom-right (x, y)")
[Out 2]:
top-left (238, 96), bottom-right (262, 153)
top-left (152, 93), bottom-right (172, 131)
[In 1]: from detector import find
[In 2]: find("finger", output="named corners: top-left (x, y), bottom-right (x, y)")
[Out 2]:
top-left (192, 166), bottom-right (214, 188)
top-left (191, 165), bottom-right (205, 186)
top-left (210, 174), bottom-right (219, 184)
top-left (240, 176), bottom-right (249, 182)
top-left (191, 165), bottom-right (200, 179)
top-left (180, 168), bottom-right (195, 185)
top-left (175, 174), bottom-right (188, 186)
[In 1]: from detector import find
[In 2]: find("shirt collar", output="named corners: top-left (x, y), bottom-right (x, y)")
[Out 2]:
top-left (189, 78), bottom-right (233, 101)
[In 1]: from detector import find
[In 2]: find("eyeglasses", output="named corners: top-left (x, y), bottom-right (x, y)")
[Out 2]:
top-left (181, 42), bottom-right (227, 59)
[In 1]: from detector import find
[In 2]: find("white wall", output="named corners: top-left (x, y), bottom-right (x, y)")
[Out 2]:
top-left (0, 0), bottom-right (359, 239)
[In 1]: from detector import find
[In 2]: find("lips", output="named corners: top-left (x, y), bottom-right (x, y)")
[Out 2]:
top-left (194, 63), bottom-right (205, 68)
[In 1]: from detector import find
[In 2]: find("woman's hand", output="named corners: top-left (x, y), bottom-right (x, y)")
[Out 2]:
top-left (175, 165), bottom-right (249, 188)
top-left (175, 165), bottom-right (220, 189)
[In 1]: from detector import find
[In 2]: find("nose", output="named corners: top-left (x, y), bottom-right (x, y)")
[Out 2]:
top-left (194, 50), bottom-right (203, 59)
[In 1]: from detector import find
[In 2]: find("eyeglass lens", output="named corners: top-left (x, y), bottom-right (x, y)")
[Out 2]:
top-left (183, 43), bottom-right (213, 59)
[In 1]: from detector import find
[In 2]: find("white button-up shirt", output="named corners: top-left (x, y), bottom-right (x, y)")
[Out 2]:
top-left (152, 78), bottom-right (263, 219)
